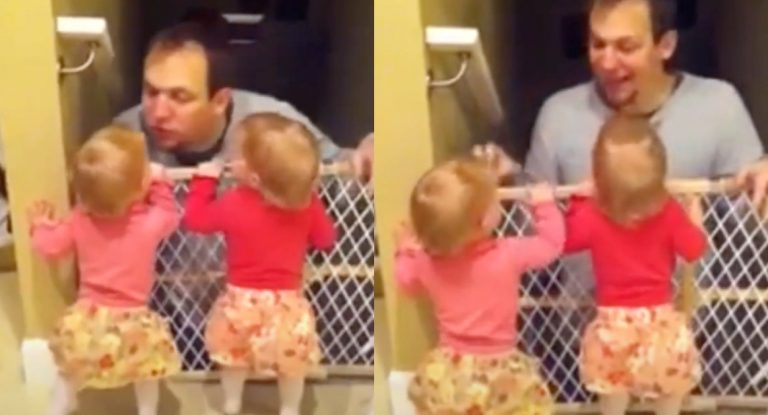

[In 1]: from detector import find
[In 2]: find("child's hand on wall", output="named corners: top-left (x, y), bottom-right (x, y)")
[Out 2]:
top-left (197, 161), bottom-right (224, 178)
top-left (27, 200), bottom-right (57, 227)
top-left (528, 182), bottom-right (555, 205)
top-left (394, 221), bottom-right (421, 251)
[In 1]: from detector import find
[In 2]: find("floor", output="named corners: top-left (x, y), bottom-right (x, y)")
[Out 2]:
top-left (0, 272), bottom-right (373, 415)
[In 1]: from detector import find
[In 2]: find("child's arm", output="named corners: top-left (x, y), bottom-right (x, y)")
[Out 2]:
top-left (183, 162), bottom-right (225, 234)
top-left (393, 221), bottom-right (425, 295)
top-left (563, 195), bottom-right (594, 254)
top-left (145, 164), bottom-right (180, 239)
top-left (27, 201), bottom-right (75, 259)
top-left (670, 197), bottom-right (707, 262)
top-left (503, 183), bottom-right (565, 270)
top-left (308, 193), bottom-right (337, 250)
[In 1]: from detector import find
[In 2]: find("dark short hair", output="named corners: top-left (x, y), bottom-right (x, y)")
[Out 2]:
top-left (180, 7), bottom-right (229, 40)
top-left (589, 0), bottom-right (677, 41)
top-left (146, 21), bottom-right (234, 97)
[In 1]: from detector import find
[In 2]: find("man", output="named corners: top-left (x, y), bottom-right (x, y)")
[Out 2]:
top-left (526, 0), bottom-right (762, 186)
top-left (480, 0), bottom-right (768, 402)
top-left (115, 22), bottom-right (373, 177)
top-left (115, 22), bottom-right (373, 370)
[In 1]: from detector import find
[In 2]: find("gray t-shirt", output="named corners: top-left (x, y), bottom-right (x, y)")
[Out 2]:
top-left (523, 72), bottom-right (764, 300)
top-left (115, 89), bottom-right (341, 166)
top-left (525, 72), bottom-right (763, 184)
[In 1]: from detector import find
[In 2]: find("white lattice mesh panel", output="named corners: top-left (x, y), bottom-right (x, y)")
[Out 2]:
top-left (695, 193), bottom-right (768, 397)
top-left (150, 173), bottom-right (375, 371)
top-left (497, 192), bottom-right (768, 403)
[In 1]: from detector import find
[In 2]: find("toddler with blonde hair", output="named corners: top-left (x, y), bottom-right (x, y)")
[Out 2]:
top-left (395, 155), bottom-right (563, 415)
top-left (184, 112), bottom-right (336, 415)
top-left (565, 114), bottom-right (706, 415)
top-left (29, 124), bottom-right (181, 415)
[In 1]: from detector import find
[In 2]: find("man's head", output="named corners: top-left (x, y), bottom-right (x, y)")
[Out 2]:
top-left (588, 0), bottom-right (678, 109)
top-left (142, 22), bottom-right (233, 151)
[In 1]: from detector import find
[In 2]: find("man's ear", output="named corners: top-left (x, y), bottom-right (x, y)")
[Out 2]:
top-left (657, 30), bottom-right (678, 62)
top-left (210, 87), bottom-right (232, 115)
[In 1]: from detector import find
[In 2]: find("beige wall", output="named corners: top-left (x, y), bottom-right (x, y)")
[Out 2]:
top-left (0, 0), bottom-right (144, 337)
top-left (419, 0), bottom-right (515, 162)
top-left (375, 0), bottom-right (437, 371)
top-left (0, 0), bottom-right (73, 337)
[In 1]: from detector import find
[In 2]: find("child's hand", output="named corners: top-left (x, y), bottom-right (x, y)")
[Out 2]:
top-left (573, 179), bottom-right (594, 197)
top-left (197, 161), bottom-right (224, 178)
top-left (27, 200), bottom-right (57, 227)
top-left (228, 159), bottom-right (246, 180)
top-left (684, 194), bottom-right (704, 227)
top-left (394, 221), bottom-right (422, 251)
top-left (150, 162), bottom-right (168, 181)
top-left (528, 182), bottom-right (555, 205)
top-left (471, 143), bottom-right (521, 180)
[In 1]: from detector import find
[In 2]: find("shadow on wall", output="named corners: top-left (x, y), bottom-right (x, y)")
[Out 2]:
top-left (0, 165), bottom-right (14, 271)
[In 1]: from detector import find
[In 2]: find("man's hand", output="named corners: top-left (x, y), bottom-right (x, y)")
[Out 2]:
top-left (736, 158), bottom-right (768, 209)
top-left (27, 200), bottom-right (57, 227)
top-left (471, 143), bottom-right (521, 180)
top-left (349, 133), bottom-right (373, 183)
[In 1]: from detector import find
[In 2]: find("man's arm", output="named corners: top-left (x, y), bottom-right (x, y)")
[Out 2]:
top-left (715, 83), bottom-right (764, 177)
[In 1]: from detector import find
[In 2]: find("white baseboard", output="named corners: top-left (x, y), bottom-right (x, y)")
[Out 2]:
top-left (20, 338), bottom-right (57, 390)
top-left (388, 371), bottom-right (416, 415)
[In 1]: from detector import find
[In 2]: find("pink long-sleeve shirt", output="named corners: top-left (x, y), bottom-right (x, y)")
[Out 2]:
top-left (394, 202), bottom-right (565, 354)
top-left (30, 180), bottom-right (179, 308)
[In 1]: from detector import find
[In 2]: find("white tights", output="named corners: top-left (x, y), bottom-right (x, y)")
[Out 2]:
top-left (220, 368), bottom-right (305, 415)
top-left (47, 375), bottom-right (160, 415)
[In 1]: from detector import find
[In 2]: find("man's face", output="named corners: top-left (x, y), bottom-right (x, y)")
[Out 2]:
top-left (142, 44), bottom-right (221, 150)
top-left (588, 0), bottom-right (674, 109)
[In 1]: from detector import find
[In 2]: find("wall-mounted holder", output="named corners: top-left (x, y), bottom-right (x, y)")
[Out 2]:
top-left (56, 16), bottom-right (114, 76)
top-left (424, 26), bottom-right (504, 127)
top-left (427, 53), bottom-right (470, 89)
